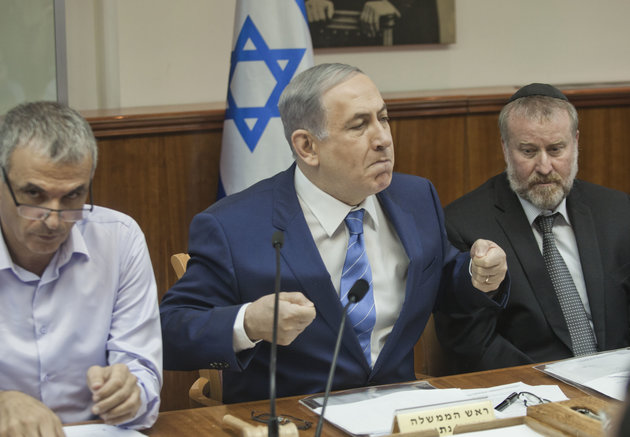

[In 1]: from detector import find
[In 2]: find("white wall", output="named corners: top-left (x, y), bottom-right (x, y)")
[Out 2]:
top-left (65, 0), bottom-right (630, 111)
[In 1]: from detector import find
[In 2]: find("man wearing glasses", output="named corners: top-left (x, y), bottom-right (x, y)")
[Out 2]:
top-left (0, 102), bottom-right (162, 436)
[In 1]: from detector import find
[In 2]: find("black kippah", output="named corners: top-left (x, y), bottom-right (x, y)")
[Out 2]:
top-left (508, 83), bottom-right (568, 103)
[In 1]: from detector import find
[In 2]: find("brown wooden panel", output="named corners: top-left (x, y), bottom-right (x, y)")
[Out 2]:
top-left (391, 114), bottom-right (467, 205)
top-left (83, 102), bottom-right (225, 138)
top-left (464, 113), bottom-right (505, 194)
top-left (576, 106), bottom-right (630, 193)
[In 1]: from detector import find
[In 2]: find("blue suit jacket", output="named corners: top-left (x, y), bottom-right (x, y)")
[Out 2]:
top-left (160, 165), bottom-right (505, 403)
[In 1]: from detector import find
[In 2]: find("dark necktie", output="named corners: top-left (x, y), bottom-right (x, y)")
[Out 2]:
top-left (340, 209), bottom-right (376, 365)
top-left (535, 213), bottom-right (597, 356)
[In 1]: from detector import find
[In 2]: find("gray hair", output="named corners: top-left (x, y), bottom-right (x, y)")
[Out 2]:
top-left (0, 101), bottom-right (98, 175)
top-left (498, 95), bottom-right (579, 145)
top-left (278, 63), bottom-right (363, 145)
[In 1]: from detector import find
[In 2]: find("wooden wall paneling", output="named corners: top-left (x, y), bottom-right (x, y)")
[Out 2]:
top-left (577, 107), bottom-right (612, 188)
top-left (391, 115), bottom-right (467, 206)
top-left (606, 106), bottom-right (630, 194)
top-left (575, 106), bottom-right (630, 193)
top-left (462, 113), bottom-right (505, 197)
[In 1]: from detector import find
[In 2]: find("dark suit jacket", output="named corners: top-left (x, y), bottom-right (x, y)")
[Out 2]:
top-left (438, 172), bottom-right (630, 372)
top-left (160, 164), bottom-right (505, 403)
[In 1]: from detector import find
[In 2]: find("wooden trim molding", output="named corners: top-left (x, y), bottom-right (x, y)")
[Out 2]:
top-left (83, 102), bottom-right (226, 138)
top-left (83, 83), bottom-right (630, 137)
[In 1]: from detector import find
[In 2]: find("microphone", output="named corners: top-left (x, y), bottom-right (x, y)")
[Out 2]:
top-left (314, 279), bottom-right (369, 437)
top-left (269, 230), bottom-right (284, 437)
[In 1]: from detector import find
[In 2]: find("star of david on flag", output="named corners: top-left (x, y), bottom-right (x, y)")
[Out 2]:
top-left (218, 0), bottom-right (314, 198)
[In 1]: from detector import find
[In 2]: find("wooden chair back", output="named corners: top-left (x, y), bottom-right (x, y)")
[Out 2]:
top-left (414, 315), bottom-right (448, 379)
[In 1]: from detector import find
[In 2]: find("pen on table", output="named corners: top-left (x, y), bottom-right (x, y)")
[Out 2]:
top-left (495, 392), bottom-right (519, 411)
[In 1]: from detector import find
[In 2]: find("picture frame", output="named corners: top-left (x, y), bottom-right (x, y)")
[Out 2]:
top-left (306, 0), bottom-right (455, 49)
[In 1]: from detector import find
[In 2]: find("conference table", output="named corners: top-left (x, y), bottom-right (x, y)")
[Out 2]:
top-left (141, 363), bottom-right (601, 436)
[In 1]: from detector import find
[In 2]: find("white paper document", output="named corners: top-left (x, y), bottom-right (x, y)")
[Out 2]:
top-left (536, 347), bottom-right (630, 400)
top-left (300, 381), bottom-right (567, 436)
top-left (64, 424), bottom-right (145, 437)
top-left (454, 424), bottom-right (546, 436)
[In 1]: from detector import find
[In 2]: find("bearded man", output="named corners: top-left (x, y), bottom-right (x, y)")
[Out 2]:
top-left (436, 83), bottom-right (630, 372)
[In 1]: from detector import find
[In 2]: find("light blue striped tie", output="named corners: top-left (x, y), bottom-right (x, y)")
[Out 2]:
top-left (340, 209), bottom-right (376, 366)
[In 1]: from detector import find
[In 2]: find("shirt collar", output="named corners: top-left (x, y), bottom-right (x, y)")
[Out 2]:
top-left (517, 195), bottom-right (571, 226)
top-left (0, 222), bottom-right (90, 276)
top-left (0, 231), bottom-right (13, 271)
top-left (294, 165), bottom-right (379, 237)
top-left (59, 223), bottom-right (90, 263)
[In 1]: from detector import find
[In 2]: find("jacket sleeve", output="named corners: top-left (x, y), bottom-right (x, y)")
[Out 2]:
top-left (160, 210), bottom-right (258, 372)
top-left (435, 210), bottom-right (525, 372)
top-left (109, 219), bottom-right (163, 429)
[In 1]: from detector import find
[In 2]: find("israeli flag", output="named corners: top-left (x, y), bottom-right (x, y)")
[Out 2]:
top-left (218, 0), bottom-right (314, 198)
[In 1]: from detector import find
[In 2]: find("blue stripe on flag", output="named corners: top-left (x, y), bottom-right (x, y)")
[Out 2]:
top-left (295, 0), bottom-right (308, 22)
top-left (218, 0), bottom-right (314, 199)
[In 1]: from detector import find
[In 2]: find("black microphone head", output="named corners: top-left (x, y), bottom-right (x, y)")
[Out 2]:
top-left (348, 279), bottom-right (369, 303)
top-left (271, 230), bottom-right (284, 248)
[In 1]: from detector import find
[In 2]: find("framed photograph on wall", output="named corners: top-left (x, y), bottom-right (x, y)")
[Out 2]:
top-left (306, 0), bottom-right (455, 49)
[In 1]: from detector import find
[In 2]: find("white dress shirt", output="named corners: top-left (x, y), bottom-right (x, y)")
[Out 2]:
top-left (0, 206), bottom-right (162, 428)
top-left (294, 166), bottom-right (410, 365)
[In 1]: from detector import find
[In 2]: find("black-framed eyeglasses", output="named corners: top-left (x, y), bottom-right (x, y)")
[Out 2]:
top-left (1, 167), bottom-right (93, 222)
top-left (495, 391), bottom-right (551, 412)
top-left (250, 410), bottom-right (312, 430)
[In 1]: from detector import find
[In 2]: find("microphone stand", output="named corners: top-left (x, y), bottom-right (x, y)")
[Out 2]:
top-left (314, 279), bottom-right (369, 437)
top-left (269, 231), bottom-right (284, 437)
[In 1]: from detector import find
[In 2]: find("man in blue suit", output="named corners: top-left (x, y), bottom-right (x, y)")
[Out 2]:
top-left (160, 63), bottom-right (509, 404)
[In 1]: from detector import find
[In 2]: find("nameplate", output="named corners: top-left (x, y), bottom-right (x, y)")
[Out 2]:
top-left (392, 399), bottom-right (495, 436)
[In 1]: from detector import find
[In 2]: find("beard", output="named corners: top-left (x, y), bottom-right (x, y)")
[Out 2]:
top-left (506, 158), bottom-right (578, 211)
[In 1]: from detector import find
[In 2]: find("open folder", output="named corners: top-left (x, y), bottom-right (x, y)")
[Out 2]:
top-left (535, 347), bottom-right (630, 401)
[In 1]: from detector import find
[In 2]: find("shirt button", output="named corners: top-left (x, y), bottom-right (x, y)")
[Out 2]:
top-left (39, 326), bottom-right (48, 335)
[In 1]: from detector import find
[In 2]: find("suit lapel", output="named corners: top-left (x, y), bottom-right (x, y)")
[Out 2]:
top-left (494, 175), bottom-right (573, 351)
top-left (566, 184), bottom-right (607, 347)
top-left (271, 165), bottom-right (369, 369)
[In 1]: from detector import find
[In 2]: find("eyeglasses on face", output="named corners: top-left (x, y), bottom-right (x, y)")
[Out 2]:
top-left (1, 167), bottom-right (93, 222)
top-left (250, 410), bottom-right (312, 430)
